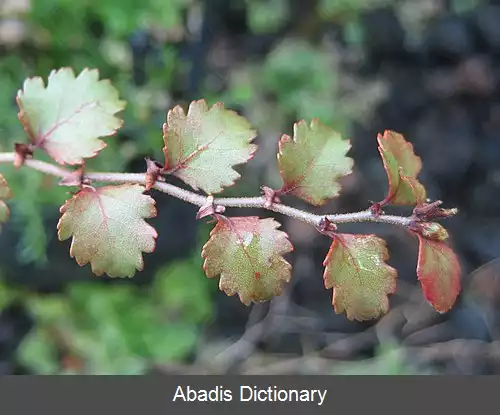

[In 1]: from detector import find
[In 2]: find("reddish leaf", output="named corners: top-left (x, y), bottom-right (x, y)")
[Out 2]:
top-left (323, 234), bottom-right (397, 321)
top-left (416, 234), bottom-right (461, 313)
top-left (57, 184), bottom-right (157, 278)
top-left (162, 100), bottom-right (257, 194)
top-left (377, 130), bottom-right (426, 206)
top-left (277, 119), bottom-right (353, 206)
top-left (201, 216), bottom-right (293, 305)
top-left (17, 68), bottom-right (125, 165)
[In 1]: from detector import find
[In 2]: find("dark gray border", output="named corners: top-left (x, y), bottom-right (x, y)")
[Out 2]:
top-left (0, 376), bottom-right (494, 415)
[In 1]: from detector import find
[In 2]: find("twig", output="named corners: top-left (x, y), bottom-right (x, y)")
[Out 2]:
top-left (0, 152), bottom-right (414, 229)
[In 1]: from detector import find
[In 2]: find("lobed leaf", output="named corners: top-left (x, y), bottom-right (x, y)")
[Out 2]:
top-left (162, 100), bottom-right (258, 194)
top-left (377, 130), bottom-right (426, 206)
top-left (277, 119), bottom-right (353, 206)
top-left (0, 174), bottom-right (12, 231)
top-left (323, 233), bottom-right (397, 321)
top-left (57, 184), bottom-right (157, 278)
top-left (201, 216), bottom-right (293, 305)
top-left (17, 67), bottom-right (126, 165)
top-left (416, 234), bottom-right (461, 313)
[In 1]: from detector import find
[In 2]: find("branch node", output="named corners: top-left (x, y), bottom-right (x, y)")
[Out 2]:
top-left (59, 165), bottom-right (89, 187)
top-left (408, 220), bottom-right (449, 241)
top-left (13, 143), bottom-right (33, 169)
top-left (196, 195), bottom-right (226, 220)
top-left (261, 186), bottom-right (281, 208)
top-left (317, 217), bottom-right (337, 238)
top-left (145, 157), bottom-right (164, 191)
top-left (370, 201), bottom-right (384, 217)
top-left (412, 200), bottom-right (458, 221)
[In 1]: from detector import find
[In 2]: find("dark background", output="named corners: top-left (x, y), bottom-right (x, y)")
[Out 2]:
top-left (1, 0), bottom-right (500, 375)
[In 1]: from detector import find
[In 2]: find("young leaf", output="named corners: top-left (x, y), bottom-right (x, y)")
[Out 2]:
top-left (411, 221), bottom-right (449, 241)
top-left (323, 234), bottom-right (397, 321)
top-left (277, 119), bottom-right (353, 206)
top-left (162, 100), bottom-right (257, 194)
top-left (57, 184), bottom-right (157, 278)
top-left (377, 130), bottom-right (426, 206)
top-left (201, 216), bottom-right (293, 305)
top-left (415, 234), bottom-right (461, 313)
top-left (0, 174), bottom-right (12, 231)
top-left (17, 68), bottom-right (126, 165)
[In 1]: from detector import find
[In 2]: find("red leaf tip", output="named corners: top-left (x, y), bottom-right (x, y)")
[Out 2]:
top-left (416, 235), bottom-right (461, 313)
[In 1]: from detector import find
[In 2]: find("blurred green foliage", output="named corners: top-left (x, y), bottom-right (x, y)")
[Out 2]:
top-left (2, 255), bottom-right (214, 374)
top-left (318, 0), bottom-right (391, 19)
top-left (31, 0), bottom-right (191, 40)
top-left (334, 342), bottom-right (435, 375)
top-left (262, 39), bottom-right (344, 130)
top-left (0, 0), bottom-right (400, 374)
top-left (245, 0), bottom-right (289, 34)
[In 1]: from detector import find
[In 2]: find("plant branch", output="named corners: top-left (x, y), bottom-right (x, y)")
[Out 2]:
top-left (0, 152), bottom-right (413, 229)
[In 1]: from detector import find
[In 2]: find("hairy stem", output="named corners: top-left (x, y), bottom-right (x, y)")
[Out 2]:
top-left (0, 152), bottom-right (413, 229)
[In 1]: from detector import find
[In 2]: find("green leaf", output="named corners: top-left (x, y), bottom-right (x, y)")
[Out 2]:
top-left (323, 233), bottom-right (397, 321)
top-left (64, 282), bottom-right (199, 372)
top-left (246, 0), bottom-right (289, 34)
top-left (0, 173), bottom-right (11, 231)
top-left (262, 40), bottom-right (337, 98)
top-left (277, 119), bottom-right (353, 206)
top-left (153, 261), bottom-right (213, 324)
top-left (201, 216), bottom-right (293, 305)
top-left (17, 328), bottom-right (60, 375)
top-left (17, 67), bottom-right (126, 165)
top-left (162, 99), bottom-right (258, 194)
top-left (415, 234), bottom-right (461, 313)
top-left (25, 295), bottom-right (72, 325)
top-left (377, 130), bottom-right (426, 206)
top-left (57, 184), bottom-right (157, 277)
top-left (0, 277), bottom-right (20, 313)
top-left (142, 323), bottom-right (198, 364)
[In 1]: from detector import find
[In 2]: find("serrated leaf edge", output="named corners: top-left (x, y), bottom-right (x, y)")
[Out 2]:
top-left (56, 184), bottom-right (158, 278)
top-left (415, 234), bottom-right (461, 313)
top-left (200, 216), bottom-right (293, 305)
top-left (377, 130), bottom-right (425, 206)
top-left (16, 67), bottom-right (126, 166)
top-left (322, 233), bottom-right (398, 321)
top-left (162, 99), bottom-right (258, 194)
top-left (277, 118), bottom-right (353, 206)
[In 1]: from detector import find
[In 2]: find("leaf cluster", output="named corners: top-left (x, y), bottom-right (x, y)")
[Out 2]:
top-left (0, 68), bottom-right (461, 321)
